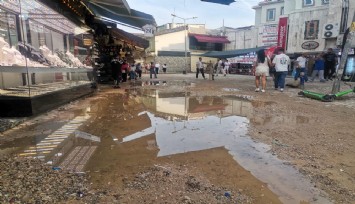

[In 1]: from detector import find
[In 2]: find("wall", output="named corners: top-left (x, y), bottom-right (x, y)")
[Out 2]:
top-left (286, 7), bottom-right (329, 53)
top-left (154, 56), bottom-right (189, 73)
top-left (225, 28), bottom-right (258, 50)
top-left (155, 30), bottom-right (186, 55)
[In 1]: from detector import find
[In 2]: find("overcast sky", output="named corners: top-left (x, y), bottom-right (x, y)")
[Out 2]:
top-left (120, 0), bottom-right (259, 32)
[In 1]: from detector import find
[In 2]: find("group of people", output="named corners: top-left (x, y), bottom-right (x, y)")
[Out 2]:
top-left (195, 57), bottom-right (232, 80)
top-left (293, 48), bottom-right (338, 89)
top-left (145, 62), bottom-right (168, 79)
top-left (110, 57), bottom-right (169, 88)
top-left (252, 47), bottom-right (339, 92)
top-left (110, 57), bottom-right (143, 88)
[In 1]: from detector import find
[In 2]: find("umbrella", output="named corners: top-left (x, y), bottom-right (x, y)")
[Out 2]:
top-left (201, 0), bottom-right (235, 5)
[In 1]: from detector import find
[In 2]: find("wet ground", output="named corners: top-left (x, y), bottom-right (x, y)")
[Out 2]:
top-left (1, 74), bottom-right (355, 203)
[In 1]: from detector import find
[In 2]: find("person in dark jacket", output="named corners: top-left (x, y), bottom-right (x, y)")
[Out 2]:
top-left (323, 48), bottom-right (338, 80)
top-left (111, 56), bottom-right (122, 88)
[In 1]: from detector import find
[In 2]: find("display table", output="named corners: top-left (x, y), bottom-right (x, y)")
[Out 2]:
top-left (0, 66), bottom-right (94, 117)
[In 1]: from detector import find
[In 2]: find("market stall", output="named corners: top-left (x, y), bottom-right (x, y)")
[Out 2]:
top-left (0, 0), bottom-right (94, 116)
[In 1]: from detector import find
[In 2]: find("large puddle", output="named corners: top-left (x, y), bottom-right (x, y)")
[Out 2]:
top-left (0, 88), bottom-right (332, 204)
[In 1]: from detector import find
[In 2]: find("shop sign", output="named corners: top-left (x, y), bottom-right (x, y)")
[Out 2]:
top-left (142, 24), bottom-right (156, 37)
top-left (258, 24), bottom-right (278, 46)
top-left (301, 41), bottom-right (319, 50)
top-left (83, 39), bottom-right (93, 46)
top-left (277, 17), bottom-right (288, 49)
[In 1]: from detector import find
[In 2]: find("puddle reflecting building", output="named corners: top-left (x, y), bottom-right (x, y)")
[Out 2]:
top-left (140, 89), bottom-right (253, 121)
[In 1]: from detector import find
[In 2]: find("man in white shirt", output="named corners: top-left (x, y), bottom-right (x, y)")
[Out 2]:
top-left (223, 60), bottom-right (230, 76)
top-left (216, 59), bottom-right (223, 76)
top-left (272, 48), bottom-right (290, 92)
top-left (196, 57), bottom-right (206, 79)
top-left (155, 62), bottom-right (160, 74)
top-left (295, 53), bottom-right (308, 88)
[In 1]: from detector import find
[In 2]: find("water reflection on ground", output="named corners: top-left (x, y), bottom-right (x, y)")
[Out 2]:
top-left (119, 89), bottom-right (330, 204)
top-left (0, 88), bottom-right (331, 204)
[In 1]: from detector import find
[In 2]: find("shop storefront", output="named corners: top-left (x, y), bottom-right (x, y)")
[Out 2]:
top-left (0, 0), bottom-right (93, 116)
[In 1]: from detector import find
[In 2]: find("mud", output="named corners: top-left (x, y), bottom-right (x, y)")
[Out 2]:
top-left (1, 74), bottom-right (354, 203)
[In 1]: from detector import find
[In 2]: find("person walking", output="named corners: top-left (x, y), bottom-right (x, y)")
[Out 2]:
top-left (223, 60), bottom-right (230, 76)
top-left (295, 53), bottom-right (308, 88)
top-left (129, 61), bottom-right (136, 80)
top-left (155, 62), bottom-right (160, 75)
top-left (272, 48), bottom-right (290, 92)
top-left (121, 59), bottom-right (129, 82)
top-left (111, 56), bottom-right (122, 88)
top-left (150, 62), bottom-right (157, 79)
top-left (196, 57), bottom-right (206, 79)
top-left (136, 62), bottom-right (142, 79)
top-left (207, 60), bottom-right (214, 80)
top-left (162, 63), bottom-right (167, 73)
top-left (310, 53), bottom-right (326, 82)
top-left (253, 49), bottom-right (270, 92)
top-left (323, 48), bottom-right (338, 80)
top-left (216, 58), bottom-right (223, 76)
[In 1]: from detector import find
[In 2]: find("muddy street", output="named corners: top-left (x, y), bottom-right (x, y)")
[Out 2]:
top-left (0, 74), bottom-right (354, 204)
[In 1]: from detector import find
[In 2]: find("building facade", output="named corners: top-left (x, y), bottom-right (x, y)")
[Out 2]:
top-left (228, 0), bottom-right (354, 54)
top-left (152, 23), bottom-right (230, 73)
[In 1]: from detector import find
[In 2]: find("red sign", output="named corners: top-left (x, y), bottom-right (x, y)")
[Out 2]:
top-left (277, 17), bottom-right (288, 49)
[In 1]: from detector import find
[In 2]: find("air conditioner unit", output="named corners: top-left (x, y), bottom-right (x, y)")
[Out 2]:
top-left (322, 23), bottom-right (339, 39)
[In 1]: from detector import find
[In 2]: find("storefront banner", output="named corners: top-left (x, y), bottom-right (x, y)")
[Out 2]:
top-left (258, 24), bottom-right (278, 46)
top-left (277, 17), bottom-right (288, 49)
top-left (228, 54), bottom-right (256, 64)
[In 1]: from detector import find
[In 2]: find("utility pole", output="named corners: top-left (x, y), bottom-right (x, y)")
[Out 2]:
top-left (171, 14), bottom-right (197, 74)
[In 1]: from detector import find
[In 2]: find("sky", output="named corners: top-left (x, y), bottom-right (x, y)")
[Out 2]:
top-left (119, 0), bottom-right (260, 32)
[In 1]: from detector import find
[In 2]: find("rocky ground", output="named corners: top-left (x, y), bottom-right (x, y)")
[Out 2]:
top-left (0, 73), bottom-right (354, 203)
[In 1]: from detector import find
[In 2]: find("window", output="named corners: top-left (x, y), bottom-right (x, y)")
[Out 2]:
top-left (280, 6), bottom-right (284, 15)
top-left (266, 9), bottom-right (276, 21)
top-left (304, 20), bottom-right (319, 40)
top-left (303, 0), bottom-right (314, 7)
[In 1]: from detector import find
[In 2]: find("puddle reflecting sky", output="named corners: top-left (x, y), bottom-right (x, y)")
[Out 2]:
top-left (119, 90), bottom-right (331, 204)
top-left (0, 89), bottom-right (331, 204)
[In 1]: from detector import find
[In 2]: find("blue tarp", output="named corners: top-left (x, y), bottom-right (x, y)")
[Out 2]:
top-left (201, 0), bottom-right (235, 5)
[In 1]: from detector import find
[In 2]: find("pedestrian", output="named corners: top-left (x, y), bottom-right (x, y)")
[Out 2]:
top-left (162, 63), bottom-right (167, 73)
top-left (111, 56), bottom-right (122, 88)
top-left (216, 58), bottom-right (223, 76)
top-left (121, 59), bottom-right (129, 82)
top-left (223, 59), bottom-right (230, 76)
top-left (155, 62), bottom-right (160, 74)
top-left (150, 62), bottom-right (157, 79)
top-left (136, 62), bottom-right (142, 79)
top-left (129, 61), bottom-right (136, 80)
top-left (253, 49), bottom-right (270, 92)
top-left (323, 48), bottom-right (338, 80)
top-left (144, 63), bottom-right (149, 74)
top-left (310, 53), bottom-right (326, 82)
top-left (272, 48), bottom-right (290, 92)
top-left (295, 53), bottom-right (308, 87)
top-left (196, 57), bottom-right (206, 79)
top-left (207, 60), bottom-right (214, 80)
